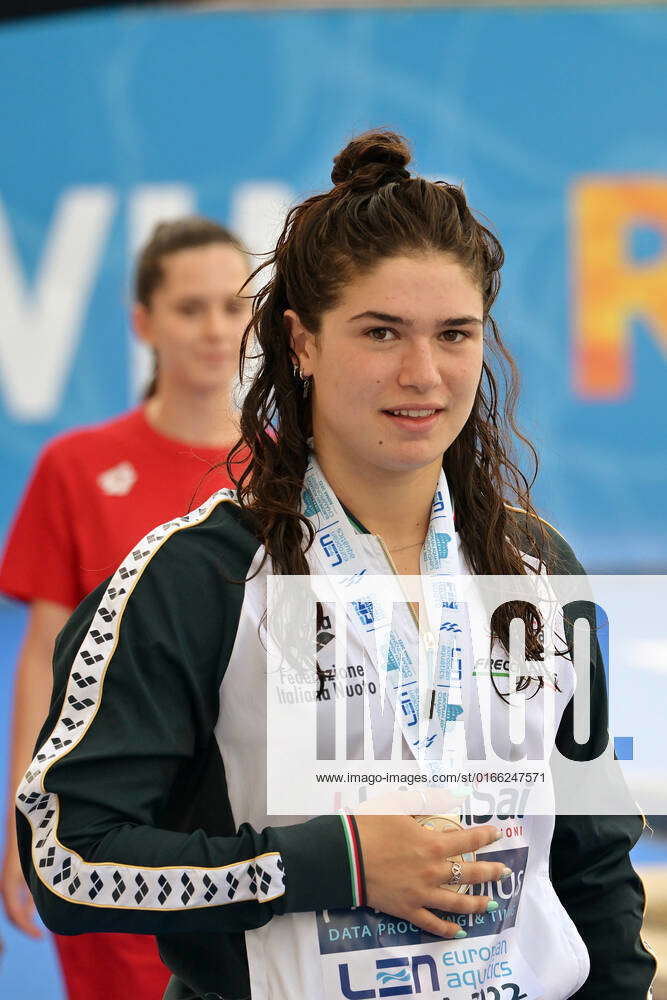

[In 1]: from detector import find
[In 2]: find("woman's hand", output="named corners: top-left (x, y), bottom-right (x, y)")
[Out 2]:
top-left (355, 814), bottom-right (508, 938)
top-left (1, 838), bottom-right (42, 939)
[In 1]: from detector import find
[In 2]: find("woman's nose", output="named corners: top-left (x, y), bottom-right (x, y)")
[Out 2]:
top-left (397, 342), bottom-right (442, 391)
top-left (202, 307), bottom-right (228, 339)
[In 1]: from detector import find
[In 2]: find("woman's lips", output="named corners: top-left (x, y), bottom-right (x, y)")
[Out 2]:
top-left (382, 408), bottom-right (442, 431)
top-left (199, 352), bottom-right (228, 364)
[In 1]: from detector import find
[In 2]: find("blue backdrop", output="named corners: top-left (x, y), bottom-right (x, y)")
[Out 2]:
top-left (1, 4), bottom-right (666, 994)
top-left (1, 4), bottom-right (666, 571)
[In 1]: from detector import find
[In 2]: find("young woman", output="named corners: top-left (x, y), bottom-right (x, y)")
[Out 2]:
top-left (1, 216), bottom-right (252, 998)
top-left (15, 134), bottom-right (654, 1000)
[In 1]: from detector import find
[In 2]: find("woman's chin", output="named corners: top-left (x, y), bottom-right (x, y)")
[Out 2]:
top-left (365, 444), bottom-right (446, 475)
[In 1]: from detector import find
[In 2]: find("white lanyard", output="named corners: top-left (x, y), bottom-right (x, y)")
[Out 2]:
top-left (302, 454), bottom-right (473, 772)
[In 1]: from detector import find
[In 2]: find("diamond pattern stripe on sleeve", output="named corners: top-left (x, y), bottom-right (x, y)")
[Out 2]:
top-left (16, 490), bottom-right (286, 910)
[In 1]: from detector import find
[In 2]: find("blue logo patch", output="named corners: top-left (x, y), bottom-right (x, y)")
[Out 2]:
top-left (353, 600), bottom-right (375, 626)
top-left (337, 954), bottom-right (442, 997)
top-left (400, 691), bottom-right (418, 727)
top-left (435, 532), bottom-right (452, 558)
top-left (320, 532), bottom-right (343, 567)
top-left (412, 733), bottom-right (438, 750)
top-left (302, 488), bottom-right (318, 517)
top-left (377, 967), bottom-right (410, 985)
top-left (386, 636), bottom-right (410, 672)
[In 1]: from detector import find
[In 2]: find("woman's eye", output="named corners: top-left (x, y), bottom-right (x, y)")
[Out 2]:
top-left (367, 327), bottom-right (396, 342)
top-left (440, 329), bottom-right (467, 343)
top-left (177, 303), bottom-right (201, 316)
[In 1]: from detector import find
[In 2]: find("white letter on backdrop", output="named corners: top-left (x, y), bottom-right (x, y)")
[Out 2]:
top-left (0, 187), bottom-right (116, 421)
top-left (230, 182), bottom-right (295, 288)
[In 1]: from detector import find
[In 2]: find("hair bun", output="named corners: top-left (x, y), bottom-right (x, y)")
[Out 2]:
top-left (331, 129), bottom-right (412, 190)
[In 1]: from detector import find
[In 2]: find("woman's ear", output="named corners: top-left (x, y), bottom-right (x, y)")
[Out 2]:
top-left (284, 309), bottom-right (316, 376)
top-left (132, 302), bottom-right (155, 348)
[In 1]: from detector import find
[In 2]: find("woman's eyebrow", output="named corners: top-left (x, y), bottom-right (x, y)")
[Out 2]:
top-left (443, 315), bottom-right (483, 326)
top-left (348, 310), bottom-right (408, 324)
top-left (347, 310), bottom-right (483, 326)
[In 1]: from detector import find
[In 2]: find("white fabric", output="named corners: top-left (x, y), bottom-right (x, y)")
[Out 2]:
top-left (216, 511), bottom-right (591, 1000)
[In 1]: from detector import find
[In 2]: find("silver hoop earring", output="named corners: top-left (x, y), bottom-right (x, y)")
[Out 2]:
top-left (293, 363), bottom-right (311, 399)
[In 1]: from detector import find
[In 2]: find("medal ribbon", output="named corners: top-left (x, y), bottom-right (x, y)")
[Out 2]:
top-left (302, 454), bottom-right (473, 773)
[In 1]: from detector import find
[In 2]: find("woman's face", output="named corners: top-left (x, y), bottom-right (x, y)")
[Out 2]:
top-left (288, 252), bottom-right (484, 479)
top-left (134, 243), bottom-right (251, 395)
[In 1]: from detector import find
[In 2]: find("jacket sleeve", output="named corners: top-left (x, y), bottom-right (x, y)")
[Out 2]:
top-left (546, 525), bottom-right (656, 998)
top-left (16, 503), bottom-right (357, 936)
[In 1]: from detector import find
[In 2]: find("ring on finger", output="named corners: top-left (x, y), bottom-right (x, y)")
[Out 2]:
top-left (446, 860), bottom-right (463, 886)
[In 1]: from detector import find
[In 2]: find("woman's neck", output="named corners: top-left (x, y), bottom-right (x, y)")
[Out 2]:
top-left (144, 388), bottom-right (240, 448)
top-left (315, 449), bottom-right (441, 552)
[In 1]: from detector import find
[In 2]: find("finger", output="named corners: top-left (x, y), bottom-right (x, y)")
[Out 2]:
top-left (5, 887), bottom-right (42, 939)
top-left (408, 907), bottom-right (467, 939)
top-left (441, 860), bottom-right (513, 887)
top-left (452, 861), bottom-right (514, 885)
top-left (425, 888), bottom-right (498, 916)
top-left (17, 899), bottom-right (42, 939)
top-left (431, 823), bottom-right (503, 857)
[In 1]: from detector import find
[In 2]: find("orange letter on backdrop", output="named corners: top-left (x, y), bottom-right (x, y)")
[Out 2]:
top-left (571, 178), bottom-right (667, 399)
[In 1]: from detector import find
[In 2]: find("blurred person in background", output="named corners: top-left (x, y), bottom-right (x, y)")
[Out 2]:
top-left (0, 216), bottom-right (252, 999)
